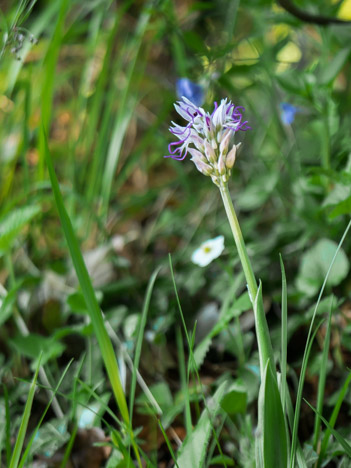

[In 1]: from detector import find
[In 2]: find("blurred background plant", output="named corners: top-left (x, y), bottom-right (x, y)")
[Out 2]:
top-left (0, 0), bottom-right (351, 466)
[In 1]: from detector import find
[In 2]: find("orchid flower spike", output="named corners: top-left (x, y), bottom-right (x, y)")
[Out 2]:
top-left (165, 97), bottom-right (250, 186)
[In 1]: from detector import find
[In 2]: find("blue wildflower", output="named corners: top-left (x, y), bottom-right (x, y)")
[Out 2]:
top-left (280, 102), bottom-right (299, 125)
top-left (176, 78), bottom-right (205, 107)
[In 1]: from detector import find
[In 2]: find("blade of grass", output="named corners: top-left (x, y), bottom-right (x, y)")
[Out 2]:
top-left (60, 424), bottom-right (78, 468)
top-left (81, 0), bottom-right (133, 196)
top-left (305, 399), bottom-right (351, 457)
top-left (279, 254), bottom-right (288, 415)
top-left (4, 0), bottom-right (60, 93)
top-left (176, 381), bottom-right (229, 468)
top-left (42, 127), bottom-right (142, 467)
top-left (38, 0), bottom-right (69, 180)
top-left (18, 359), bottom-right (74, 468)
top-left (290, 220), bottom-right (351, 468)
top-left (169, 255), bottom-right (227, 464)
top-left (129, 267), bottom-right (161, 420)
top-left (313, 298), bottom-right (333, 450)
top-left (317, 371), bottom-right (351, 466)
top-left (258, 361), bottom-right (288, 468)
top-left (158, 420), bottom-right (180, 468)
top-left (100, 2), bottom-right (151, 216)
top-left (9, 355), bottom-right (41, 468)
top-left (3, 384), bottom-right (11, 467)
top-left (176, 326), bottom-right (192, 435)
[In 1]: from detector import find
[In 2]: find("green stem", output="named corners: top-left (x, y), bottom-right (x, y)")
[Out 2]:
top-left (219, 183), bottom-right (275, 376)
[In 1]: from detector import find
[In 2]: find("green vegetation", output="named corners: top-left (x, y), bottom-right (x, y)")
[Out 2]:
top-left (0, 0), bottom-right (351, 466)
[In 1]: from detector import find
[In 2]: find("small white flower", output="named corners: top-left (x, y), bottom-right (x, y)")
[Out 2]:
top-left (191, 235), bottom-right (225, 267)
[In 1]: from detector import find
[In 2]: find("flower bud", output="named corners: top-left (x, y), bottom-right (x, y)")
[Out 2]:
top-left (219, 129), bottom-right (232, 154)
top-left (190, 157), bottom-right (213, 176)
top-left (226, 145), bottom-right (237, 169)
top-left (191, 135), bottom-right (205, 152)
top-left (204, 141), bottom-right (216, 164)
top-left (218, 153), bottom-right (226, 175)
top-left (188, 147), bottom-right (205, 161)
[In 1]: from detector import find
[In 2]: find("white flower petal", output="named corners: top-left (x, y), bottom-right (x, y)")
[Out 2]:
top-left (191, 235), bottom-right (225, 267)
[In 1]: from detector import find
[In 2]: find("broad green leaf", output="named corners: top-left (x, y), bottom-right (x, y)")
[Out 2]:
top-left (296, 239), bottom-right (349, 297)
top-left (0, 205), bottom-right (41, 254)
top-left (237, 173), bottom-right (279, 211)
top-left (210, 455), bottom-right (235, 466)
top-left (0, 284), bottom-right (20, 326)
top-left (176, 381), bottom-right (229, 468)
top-left (10, 334), bottom-right (65, 369)
top-left (67, 291), bottom-right (88, 314)
top-left (318, 48), bottom-right (351, 85)
top-left (258, 361), bottom-right (288, 468)
top-left (194, 290), bottom-right (250, 368)
top-left (220, 383), bottom-right (247, 415)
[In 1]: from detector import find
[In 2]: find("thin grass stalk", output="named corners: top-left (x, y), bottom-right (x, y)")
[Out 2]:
top-left (317, 371), bottom-right (351, 466)
top-left (290, 220), bottom-right (351, 468)
top-left (42, 128), bottom-right (142, 467)
top-left (279, 255), bottom-right (288, 414)
top-left (219, 184), bottom-right (275, 377)
top-left (129, 267), bottom-right (160, 421)
top-left (18, 360), bottom-right (74, 468)
top-left (9, 356), bottom-right (41, 468)
top-left (313, 301), bottom-right (333, 450)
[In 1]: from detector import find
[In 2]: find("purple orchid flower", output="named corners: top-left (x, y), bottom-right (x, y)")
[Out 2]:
top-left (165, 97), bottom-right (250, 161)
top-left (165, 97), bottom-right (250, 186)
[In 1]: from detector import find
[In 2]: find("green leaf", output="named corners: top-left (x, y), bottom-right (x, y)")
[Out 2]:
top-left (0, 205), bottom-right (41, 254)
top-left (318, 372), bottom-right (351, 464)
top-left (42, 127), bottom-right (131, 427)
top-left (305, 400), bottom-right (351, 458)
top-left (67, 291), bottom-right (88, 314)
top-left (176, 381), bottom-right (229, 468)
top-left (258, 361), bottom-right (288, 468)
top-left (9, 356), bottom-right (41, 468)
top-left (318, 48), bottom-right (351, 85)
top-left (10, 334), bottom-right (65, 369)
top-left (296, 239), bottom-right (349, 297)
top-left (209, 454), bottom-right (235, 466)
top-left (237, 173), bottom-right (279, 211)
top-left (328, 195), bottom-right (351, 219)
top-left (0, 283), bottom-right (22, 326)
top-left (220, 383), bottom-right (247, 415)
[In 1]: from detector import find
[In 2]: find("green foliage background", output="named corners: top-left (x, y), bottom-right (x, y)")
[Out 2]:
top-left (0, 0), bottom-right (351, 466)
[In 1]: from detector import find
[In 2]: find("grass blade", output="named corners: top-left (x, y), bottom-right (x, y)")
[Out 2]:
top-left (290, 220), bottom-right (351, 467)
top-left (9, 356), bottom-right (41, 468)
top-left (318, 371), bottom-right (351, 466)
top-left (18, 359), bottom-right (74, 468)
top-left (279, 254), bottom-right (288, 414)
top-left (129, 267), bottom-right (160, 420)
top-left (258, 360), bottom-right (288, 468)
top-left (176, 381), bottom-right (229, 468)
top-left (42, 127), bottom-right (142, 466)
top-left (313, 298), bottom-right (333, 449)
top-left (38, 0), bottom-right (69, 179)
top-left (305, 399), bottom-right (351, 457)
